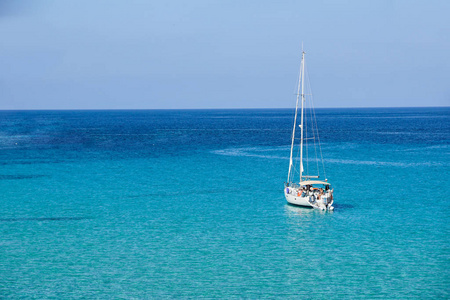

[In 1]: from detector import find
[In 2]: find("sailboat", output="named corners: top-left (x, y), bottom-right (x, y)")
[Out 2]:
top-left (284, 50), bottom-right (334, 210)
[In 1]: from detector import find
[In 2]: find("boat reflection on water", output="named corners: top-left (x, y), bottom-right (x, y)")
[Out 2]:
top-left (284, 203), bottom-right (332, 219)
top-left (285, 204), bottom-right (313, 216)
top-left (284, 204), bottom-right (333, 235)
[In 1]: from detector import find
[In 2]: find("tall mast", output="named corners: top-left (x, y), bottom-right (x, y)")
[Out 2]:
top-left (299, 51), bottom-right (305, 182)
top-left (287, 52), bottom-right (304, 183)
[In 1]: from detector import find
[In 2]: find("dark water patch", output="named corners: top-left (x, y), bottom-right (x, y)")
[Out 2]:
top-left (0, 174), bottom-right (49, 180)
top-left (0, 216), bottom-right (93, 222)
top-left (333, 203), bottom-right (355, 210)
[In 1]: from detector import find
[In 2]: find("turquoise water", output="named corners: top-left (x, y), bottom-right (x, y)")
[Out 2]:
top-left (0, 108), bottom-right (449, 298)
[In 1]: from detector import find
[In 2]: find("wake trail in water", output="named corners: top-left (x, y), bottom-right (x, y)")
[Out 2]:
top-left (212, 147), bottom-right (448, 167)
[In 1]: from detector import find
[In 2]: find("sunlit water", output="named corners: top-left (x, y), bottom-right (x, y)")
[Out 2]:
top-left (0, 108), bottom-right (449, 298)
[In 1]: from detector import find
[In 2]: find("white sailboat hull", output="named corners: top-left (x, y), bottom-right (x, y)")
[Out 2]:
top-left (284, 192), bottom-right (313, 207)
top-left (284, 186), bottom-right (333, 210)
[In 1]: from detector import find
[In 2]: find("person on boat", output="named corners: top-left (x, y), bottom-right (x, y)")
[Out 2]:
top-left (308, 187), bottom-right (316, 200)
top-left (301, 186), bottom-right (308, 197)
top-left (317, 188), bottom-right (323, 199)
top-left (328, 190), bottom-right (334, 207)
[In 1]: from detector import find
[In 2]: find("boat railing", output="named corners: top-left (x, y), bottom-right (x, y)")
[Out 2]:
top-left (287, 183), bottom-right (300, 189)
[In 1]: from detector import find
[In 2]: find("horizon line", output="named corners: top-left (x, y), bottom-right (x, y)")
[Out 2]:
top-left (0, 105), bottom-right (448, 111)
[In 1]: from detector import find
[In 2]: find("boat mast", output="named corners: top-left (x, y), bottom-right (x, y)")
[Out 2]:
top-left (287, 52), bottom-right (304, 183)
top-left (299, 51), bottom-right (305, 182)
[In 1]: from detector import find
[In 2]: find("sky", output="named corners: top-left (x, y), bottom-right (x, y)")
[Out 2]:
top-left (0, 0), bottom-right (449, 109)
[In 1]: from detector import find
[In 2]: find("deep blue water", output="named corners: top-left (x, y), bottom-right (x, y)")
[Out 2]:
top-left (0, 107), bottom-right (449, 298)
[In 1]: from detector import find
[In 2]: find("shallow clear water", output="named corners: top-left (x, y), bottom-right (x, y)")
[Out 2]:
top-left (0, 108), bottom-right (449, 298)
